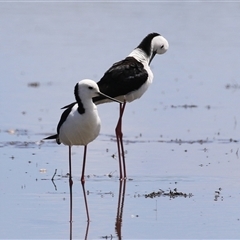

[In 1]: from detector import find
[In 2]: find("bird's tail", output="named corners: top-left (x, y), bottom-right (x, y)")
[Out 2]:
top-left (44, 134), bottom-right (58, 140)
top-left (44, 134), bottom-right (61, 144)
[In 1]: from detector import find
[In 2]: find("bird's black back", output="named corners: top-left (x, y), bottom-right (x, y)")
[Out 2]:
top-left (93, 57), bottom-right (148, 103)
top-left (56, 105), bottom-right (74, 135)
top-left (44, 104), bottom-right (75, 144)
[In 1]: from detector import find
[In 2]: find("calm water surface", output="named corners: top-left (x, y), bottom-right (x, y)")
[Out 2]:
top-left (1, 2), bottom-right (240, 239)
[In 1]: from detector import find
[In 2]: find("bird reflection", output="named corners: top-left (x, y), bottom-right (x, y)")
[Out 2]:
top-left (69, 179), bottom-right (73, 240)
top-left (81, 183), bottom-right (90, 240)
top-left (115, 180), bottom-right (126, 239)
top-left (67, 175), bottom-right (126, 239)
top-left (68, 179), bottom-right (90, 240)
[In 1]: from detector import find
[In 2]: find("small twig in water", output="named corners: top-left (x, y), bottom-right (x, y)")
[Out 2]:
top-left (52, 169), bottom-right (57, 181)
top-left (51, 169), bottom-right (58, 191)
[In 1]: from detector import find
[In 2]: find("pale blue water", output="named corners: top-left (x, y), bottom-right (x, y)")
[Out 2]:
top-left (1, 2), bottom-right (240, 239)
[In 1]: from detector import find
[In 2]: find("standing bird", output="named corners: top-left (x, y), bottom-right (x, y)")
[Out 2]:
top-left (62, 32), bottom-right (169, 180)
top-left (44, 79), bottom-right (122, 184)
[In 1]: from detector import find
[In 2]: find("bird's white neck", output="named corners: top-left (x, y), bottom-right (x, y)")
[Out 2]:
top-left (82, 99), bottom-right (96, 111)
top-left (128, 48), bottom-right (150, 65)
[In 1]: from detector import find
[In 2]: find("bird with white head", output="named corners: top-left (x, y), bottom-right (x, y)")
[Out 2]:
top-left (62, 32), bottom-right (169, 180)
top-left (44, 79), bottom-right (122, 183)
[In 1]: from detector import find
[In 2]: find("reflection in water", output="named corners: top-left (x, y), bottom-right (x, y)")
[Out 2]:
top-left (69, 179), bottom-right (73, 240)
top-left (81, 183), bottom-right (90, 240)
top-left (84, 220), bottom-right (90, 240)
top-left (68, 181), bottom-right (90, 240)
top-left (82, 183), bottom-right (90, 222)
top-left (115, 180), bottom-right (126, 239)
top-left (68, 178), bottom-right (126, 239)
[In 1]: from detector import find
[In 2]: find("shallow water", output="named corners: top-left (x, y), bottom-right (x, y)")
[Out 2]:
top-left (1, 2), bottom-right (240, 239)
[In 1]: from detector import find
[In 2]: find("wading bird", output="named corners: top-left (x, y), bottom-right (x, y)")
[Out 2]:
top-left (62, 33), bottom-right (169, 180)
top-left (44, 79), bottom-right (122, 184)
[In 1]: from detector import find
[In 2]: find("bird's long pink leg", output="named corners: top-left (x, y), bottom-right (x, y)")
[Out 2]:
top-left (116, 103), bottom-right (123, 179)
top-left (69, 146), bottom-right (73, 186)
top-left (119, 102), bottom-right (127, 179)
top-left (115, 101), bottom-right (127, 180)
top-left (81, 145), bottom-right (87, 183)
top-left (81, 146), bottom-right (90, 222)
top-left (68, 145), bottom-right (73, 229)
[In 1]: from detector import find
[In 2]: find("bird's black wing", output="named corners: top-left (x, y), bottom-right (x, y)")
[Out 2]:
top-left (44, 104), bottom-right (75, 144)
top-left (93, 56), bottom-right (148, 103)
top-left (61, 56), bottom-right (148, 108)
top-left (56, 105), bottom-right (74, 134)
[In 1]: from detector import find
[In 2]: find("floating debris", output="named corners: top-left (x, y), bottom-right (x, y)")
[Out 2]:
top-left (145, 188), bottom-right (193, 199)
top-left (225, 83), bottom-right (240, 90)
top-left (218, 138), bottom-right (238, 144)
top-left (214, 187), bottom-right (223, 201)
top-left (167, 138), bottom-right (211, 145)
top-left (7, 129), bottom-right (15, 134)
top-left (171, 104), bottom-right (198, 109)
top-left (6, 129), bottom-right (28, 136)
top-left (100, 235), bottom-right (114, 239)
top-left (106, 170), bottom-right (117, 178)
top-left (28, 82), bottom-right (40, 87)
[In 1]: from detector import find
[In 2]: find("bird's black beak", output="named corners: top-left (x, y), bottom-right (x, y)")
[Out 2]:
top-left (98, 92), bottom-right (123, 104)
top-left (149, 51), bottom-right (157, 65)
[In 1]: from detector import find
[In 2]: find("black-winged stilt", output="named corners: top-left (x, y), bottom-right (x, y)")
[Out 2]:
top-left (44, 79), bottom-right (122, 184)
top-left (62, 33), bottom-right (169, 180)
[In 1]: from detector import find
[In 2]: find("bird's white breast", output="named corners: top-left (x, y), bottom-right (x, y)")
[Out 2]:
top-left (124, 63), bottom-right (153, 103)
top-left (59, 104), bottom-right (101, 146)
